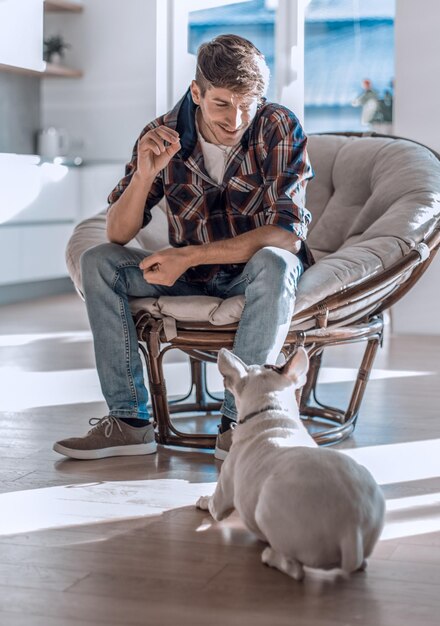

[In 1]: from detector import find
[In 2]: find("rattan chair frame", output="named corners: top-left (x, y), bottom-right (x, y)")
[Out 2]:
top-left (135, 133), bottom-right (440, 448)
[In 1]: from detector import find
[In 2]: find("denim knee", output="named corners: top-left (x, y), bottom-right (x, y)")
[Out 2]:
top-left (247, 246), bottom-right (302, 292)
top-left (80, 242), bottom-right (122, 292)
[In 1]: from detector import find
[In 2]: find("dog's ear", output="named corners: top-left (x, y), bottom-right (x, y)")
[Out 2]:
top-left (280, 347), bottom-right (309, 386)
top-left (217, 349), bottom-right (248, 388)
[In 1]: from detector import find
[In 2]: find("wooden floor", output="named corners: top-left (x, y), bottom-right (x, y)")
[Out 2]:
top-left (0, 293), bottom-right (439, 626)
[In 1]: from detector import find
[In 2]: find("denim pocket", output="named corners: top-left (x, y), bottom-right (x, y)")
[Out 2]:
top-left (223, 272), bottom-right (249, 297)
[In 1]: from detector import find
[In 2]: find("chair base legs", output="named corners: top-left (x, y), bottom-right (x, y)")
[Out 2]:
top-left (299, 337), bottom-right (381, 445)
top-left (139, 335), bottom-right (218, 449)
top-left (137, 315), bottom-right (383, 449)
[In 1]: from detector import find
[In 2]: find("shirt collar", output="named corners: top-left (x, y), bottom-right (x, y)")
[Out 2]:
top-left (173, 87), bottom-right (266, 160)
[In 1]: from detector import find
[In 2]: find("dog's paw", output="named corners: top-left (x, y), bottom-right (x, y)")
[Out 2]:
top-left (261, 546), bottom-right (274, 566)
top-left (196, 495), bottom-right (211, 510)
top-left (261, 547), bottom-right (305, 581)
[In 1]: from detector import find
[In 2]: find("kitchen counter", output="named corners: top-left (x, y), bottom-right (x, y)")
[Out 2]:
top-left (0, 152), bottom-right (126, 167)
top-left (0, 154), bottom-right (127, 290)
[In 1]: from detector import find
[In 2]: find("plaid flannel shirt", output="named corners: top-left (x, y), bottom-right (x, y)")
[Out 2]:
top-left (108, 88), bottom-right (314, 282)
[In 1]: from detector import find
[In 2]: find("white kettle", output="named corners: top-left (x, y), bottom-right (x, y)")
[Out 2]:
top-left (36, 127), bottom-right (70, 159)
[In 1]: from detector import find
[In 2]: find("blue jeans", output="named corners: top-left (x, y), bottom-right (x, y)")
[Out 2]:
top-left (80, 243), bottom-right (303, 421)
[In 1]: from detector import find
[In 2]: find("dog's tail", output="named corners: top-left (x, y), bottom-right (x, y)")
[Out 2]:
top-left (340, 528), bottom-right (364, 574)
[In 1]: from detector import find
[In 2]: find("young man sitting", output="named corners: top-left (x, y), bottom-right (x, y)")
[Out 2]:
top-left (53, 34), bottom-right (314, 461)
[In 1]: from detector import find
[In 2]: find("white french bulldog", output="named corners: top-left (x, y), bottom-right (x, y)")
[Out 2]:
top-left (196, 348), bottom-right (385, 581)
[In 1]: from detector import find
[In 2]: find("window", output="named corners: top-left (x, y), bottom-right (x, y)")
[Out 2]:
top-left (187, 0), bottom-right (395, 134)
top-left (188, 0), bottom-right (277, 101)
top-left (304, 0), bottom-right (395, 133)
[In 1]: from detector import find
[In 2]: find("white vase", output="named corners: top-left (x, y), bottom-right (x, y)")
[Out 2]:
top-left (50, 52), bottom-right (63, 65)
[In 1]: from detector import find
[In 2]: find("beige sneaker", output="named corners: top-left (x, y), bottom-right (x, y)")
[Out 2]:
top-left (214, 424), bottom-right (234, 461)
top-left (53, 416), bottom-right (157, 460)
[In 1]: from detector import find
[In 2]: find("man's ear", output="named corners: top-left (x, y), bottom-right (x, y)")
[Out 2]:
top-left (217, 349), bottom-right (248, 389)
top-left (280, 347), bottom-right (309, 386)
top-left (190, 80), bottom-right (201, 105)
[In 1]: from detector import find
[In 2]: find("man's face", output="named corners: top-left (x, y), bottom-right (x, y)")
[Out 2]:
top-left (191, 82), bottom-right (259, 146)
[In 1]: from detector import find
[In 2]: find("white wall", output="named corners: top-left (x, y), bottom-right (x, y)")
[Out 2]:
top-left (41, 0), bottom-right (166, 161)
top-left (275, 0), bottom-right (305, 123)
top-left (394, 0), bottom-right (440, 153)
top-left (392, 0), bottom-right (440, 334)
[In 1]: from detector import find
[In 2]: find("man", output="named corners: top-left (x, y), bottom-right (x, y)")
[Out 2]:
top-left (53, 34), bottom-right (314, 461)
top-left (352, 78), bottom-right (380, 126)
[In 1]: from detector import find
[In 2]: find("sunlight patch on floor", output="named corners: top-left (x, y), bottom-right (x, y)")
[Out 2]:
top-left (0, 366), bottom-right (104, 410)
top-left (382, 492), bottom-right (440, 540)
top-left (0, 479), bottom-right (216, 537)
top-left (206, 362), bottom-right (434, 389)
top-left (0, 359), bottom-right (434, 411)
top-left (1, 474), bottom-right (438, 547)
top-left (0, 363), bottom-right (197, 411)
top-left (317, 367), bottom-right (434, 383)
top-left (341, 438), bottom-right (440, 485)
top-left (0, 331), bottom-right (92, 347)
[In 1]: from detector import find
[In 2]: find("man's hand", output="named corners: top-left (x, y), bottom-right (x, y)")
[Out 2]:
top-left (139, 248), bottom-right (195, 286)
top-left (106, 126), bottom-right (180, 246)
top-left (137, 126), bottom-right (181, 180)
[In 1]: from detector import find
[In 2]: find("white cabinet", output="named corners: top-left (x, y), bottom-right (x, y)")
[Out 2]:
top-left (0, 154), bottom-right (80, 225)
top-left (0, 228), bottom-right (21, 285)
top-left (0, 1), bottom-right (84, 77)
top-left (0, 0), bottom-right (44, 72)
top-left (0, 154), bottom-right (79, 285)
top-left (0, 223), bottom-right (73, 284)
top-left (0, 156), bottom-right (128, 287)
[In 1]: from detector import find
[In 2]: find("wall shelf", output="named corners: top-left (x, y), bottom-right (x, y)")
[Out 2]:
top-left (43, 1), bottom-right (84, 75)
top-left (0, 63), bottom-right (41, 77)
top-left (0, 62), bottom-right (82, 78)
top-left (44, 62), bottom-right (83, 77)
top-left (0, 2), bottom-right (84, 77)
top-left (44, 1), bottom-right (84, 12)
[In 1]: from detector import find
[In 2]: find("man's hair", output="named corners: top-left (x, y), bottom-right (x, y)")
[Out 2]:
top-left (195, 34), bottom-right (270, 98)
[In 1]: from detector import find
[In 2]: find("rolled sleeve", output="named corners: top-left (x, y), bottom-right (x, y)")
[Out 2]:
top-left (107, 120), bottom-right (165, 229)
top-left (262, 112), bottom-right (314, 241)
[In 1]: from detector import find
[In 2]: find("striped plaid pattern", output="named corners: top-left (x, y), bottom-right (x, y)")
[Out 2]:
top-left (108, 89), bottom-right (314, 281)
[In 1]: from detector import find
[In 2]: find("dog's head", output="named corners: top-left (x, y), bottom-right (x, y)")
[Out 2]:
top-left (217, 348), bottom-right (309, 418)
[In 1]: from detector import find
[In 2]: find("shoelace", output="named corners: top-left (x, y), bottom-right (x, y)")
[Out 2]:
top-left (88, 416), bottom-right (123, 439)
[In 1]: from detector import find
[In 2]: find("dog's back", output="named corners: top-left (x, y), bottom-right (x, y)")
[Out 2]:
top-left (249, 445), bottom-right (385, 573)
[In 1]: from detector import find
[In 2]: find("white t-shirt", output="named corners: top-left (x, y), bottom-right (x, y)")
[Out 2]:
top-left (195, 112), bottom-right (233, 185)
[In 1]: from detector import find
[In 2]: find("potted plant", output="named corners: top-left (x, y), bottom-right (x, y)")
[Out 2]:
top-left (43, 35), bottom-right (71, 64)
